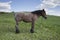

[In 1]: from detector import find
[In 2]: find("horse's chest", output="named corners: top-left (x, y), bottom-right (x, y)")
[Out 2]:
top-left (32, 14), bottom-right (38, 20)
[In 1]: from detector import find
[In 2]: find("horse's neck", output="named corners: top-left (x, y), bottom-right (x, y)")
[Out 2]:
top-left (34, 14), bottom-right (41, 18)
top-left (31, 12), bottom-right (41, 18)
top-left (33, 14), bottom-right (40, 19)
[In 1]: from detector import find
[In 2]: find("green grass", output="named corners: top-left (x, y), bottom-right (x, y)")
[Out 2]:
top-left (0, 13), bottom-right (60, 40)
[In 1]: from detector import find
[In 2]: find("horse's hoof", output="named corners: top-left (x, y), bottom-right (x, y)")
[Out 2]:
top-left (16, 31), bottom-right (20, 33)
top-left (30, 29), bottom-right (34, 33)
top-left (15, 30), bottom-right (20, 33)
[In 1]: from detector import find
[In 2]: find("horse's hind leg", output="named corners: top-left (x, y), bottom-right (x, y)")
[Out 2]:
top-left (15, 20), bottom-right (20, 33)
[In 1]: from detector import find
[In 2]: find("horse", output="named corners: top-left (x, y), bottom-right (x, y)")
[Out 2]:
top-left (14, 9), bottom-right (47, 33)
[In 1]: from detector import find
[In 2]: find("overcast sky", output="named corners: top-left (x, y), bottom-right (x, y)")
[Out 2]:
top-left (0, 0), bottom-right (60, 16)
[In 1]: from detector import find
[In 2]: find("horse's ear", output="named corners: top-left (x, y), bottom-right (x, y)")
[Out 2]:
top-left (43, 9), bottom-right (44, 11)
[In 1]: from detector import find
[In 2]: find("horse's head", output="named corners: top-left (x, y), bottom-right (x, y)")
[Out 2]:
top-left (41, 9), bottom-right (47, 19)
top-left (31, 9), bottom-right (47, 19)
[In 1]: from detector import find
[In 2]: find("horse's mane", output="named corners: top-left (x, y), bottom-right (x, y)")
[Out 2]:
top-left (31, 10), bottom-right (42, 15)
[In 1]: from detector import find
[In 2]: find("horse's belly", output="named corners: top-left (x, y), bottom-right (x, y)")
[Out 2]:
top-left (23, 18), bottom-right (32, 22)
top-left (22, 16), bottom-right (32, 22)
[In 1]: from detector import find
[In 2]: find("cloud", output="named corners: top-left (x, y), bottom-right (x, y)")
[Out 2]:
top-left (0, 1), bottom-right (12, 12)
top-left (45, 9), bottom-right (60, 16)
top-left (36, 0), bottom-right (60, 9)
top-left (36, 0), bottom-right (60, 16)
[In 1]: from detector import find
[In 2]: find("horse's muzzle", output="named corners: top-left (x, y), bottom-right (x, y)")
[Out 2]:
top-left (44, 16), bottom-right (47, 19)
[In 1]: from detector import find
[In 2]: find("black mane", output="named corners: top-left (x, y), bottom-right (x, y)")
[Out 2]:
top-left (31, 10), bottom-right (42, 15)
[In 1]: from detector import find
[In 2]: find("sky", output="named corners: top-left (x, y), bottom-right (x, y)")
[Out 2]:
top-left (0, 0), bottom-right (60, 16)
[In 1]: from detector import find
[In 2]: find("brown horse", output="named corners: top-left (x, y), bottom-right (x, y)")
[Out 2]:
top-left (14, 9), bottom-right (47, 33)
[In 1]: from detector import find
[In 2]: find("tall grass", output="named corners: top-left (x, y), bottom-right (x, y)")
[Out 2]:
top-left (0, 13), bottom-right (60, 40)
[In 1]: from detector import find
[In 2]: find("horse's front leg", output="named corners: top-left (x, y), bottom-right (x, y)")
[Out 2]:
top-left (30, 19), bottom-right (35, 33)
top-left (15, 21), bottom-right (20, 33)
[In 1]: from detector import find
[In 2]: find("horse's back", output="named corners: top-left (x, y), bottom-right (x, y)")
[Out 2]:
top-left (15, 12), bottom-right (33, 21)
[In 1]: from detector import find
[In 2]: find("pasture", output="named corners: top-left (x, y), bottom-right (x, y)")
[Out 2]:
top-left (0, 13), bottom-right (60, 40)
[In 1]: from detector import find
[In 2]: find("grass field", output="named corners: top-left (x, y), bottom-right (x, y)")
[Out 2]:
top-left (0, 13), bottom-right (60, 40)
